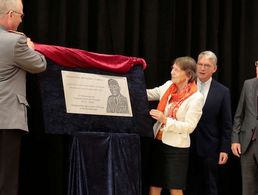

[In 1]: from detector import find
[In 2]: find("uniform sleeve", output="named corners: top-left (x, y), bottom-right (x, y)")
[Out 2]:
top-left (14, 35), bottom-right (47, 73)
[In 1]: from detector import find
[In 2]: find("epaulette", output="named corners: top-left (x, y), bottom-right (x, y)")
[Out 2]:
top-left (8, 30), bottom-right (25, 36)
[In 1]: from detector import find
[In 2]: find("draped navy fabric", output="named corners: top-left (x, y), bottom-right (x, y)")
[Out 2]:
top-left (30, 45), bottom-right (153, 195)
top-left (68, 132), bottom-right (141, 195)
top-left (37, 59), bottom-right (153, 137)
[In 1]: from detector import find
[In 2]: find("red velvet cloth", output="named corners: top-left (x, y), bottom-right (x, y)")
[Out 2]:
top-left (35, 43), bottom-right (147, 73)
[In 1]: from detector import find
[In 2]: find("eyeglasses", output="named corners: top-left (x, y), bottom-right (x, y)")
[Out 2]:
top-left (7, 10), bottom-right (24, 19)
top-left (255, 61), bottom-right (258, 67)
top-left (197, 63), bottom-right (213, 69)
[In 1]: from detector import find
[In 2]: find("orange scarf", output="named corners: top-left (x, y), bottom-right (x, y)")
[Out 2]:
top-left (157, 82), bottom-right (197, 119)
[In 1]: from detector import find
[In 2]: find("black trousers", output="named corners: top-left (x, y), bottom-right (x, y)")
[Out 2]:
top-left (0, 129), bottom-right (24, 195)
top-left (185, 154), bottom-right (218, 195)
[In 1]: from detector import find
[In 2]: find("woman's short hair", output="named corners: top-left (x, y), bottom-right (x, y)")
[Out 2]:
top-left (173, 56), bottom-right (197, 83)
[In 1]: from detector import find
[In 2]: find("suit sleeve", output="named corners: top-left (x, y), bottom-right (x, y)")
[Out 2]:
top-left (231, 81), bottom-right (246, 143)
top-left (220, 88), bottom-right (233, 153)
top-left (14, 35), bottom-right (47, 73)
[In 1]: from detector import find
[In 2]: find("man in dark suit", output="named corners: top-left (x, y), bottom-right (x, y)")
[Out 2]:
top-left (0, 0), bottom-right (47, 194)
top-left (231, 61), bottom-right (258, 195)
top-left (185, 51), bottom-right (232, 195)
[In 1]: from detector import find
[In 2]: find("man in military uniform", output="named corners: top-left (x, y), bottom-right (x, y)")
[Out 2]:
top-left (0, 0), bottom-right (47, 194)
top-left (106, 78), bottom-right (129, 114)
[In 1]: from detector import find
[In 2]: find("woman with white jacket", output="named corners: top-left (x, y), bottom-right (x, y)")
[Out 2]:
top-left (147, 56), bottom-right (203, 195)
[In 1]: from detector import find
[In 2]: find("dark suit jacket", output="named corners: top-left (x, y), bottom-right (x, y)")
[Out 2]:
top-left (191, 79), bottom-right (232, 157)
top-left (232, 78), bottom-right (258, 154)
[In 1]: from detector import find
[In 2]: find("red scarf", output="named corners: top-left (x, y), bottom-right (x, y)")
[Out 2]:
top-left (157, 82), bottom-right (197, 119)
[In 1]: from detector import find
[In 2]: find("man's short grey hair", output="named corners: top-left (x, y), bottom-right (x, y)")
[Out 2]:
top-left (198, 51), bottom-right (217, 66)
top-left (0, 0), bottom-right (18, 15)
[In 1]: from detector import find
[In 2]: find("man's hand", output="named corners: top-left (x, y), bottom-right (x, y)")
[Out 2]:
top-left (27, 38), bottom-right (35, 50)
top-left (231, 143), bottom-right (241, 157)
top-left (218, 152), bottom-right (228, 165)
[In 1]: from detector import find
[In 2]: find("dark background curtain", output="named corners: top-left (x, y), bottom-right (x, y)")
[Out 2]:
top-left (19, 0), bottom-right (258, 195)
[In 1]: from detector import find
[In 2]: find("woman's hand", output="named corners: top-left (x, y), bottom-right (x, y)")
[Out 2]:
top-left (149, 109), bottom-right (167, 124)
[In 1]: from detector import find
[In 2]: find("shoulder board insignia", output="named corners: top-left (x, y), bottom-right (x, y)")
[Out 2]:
top-left (8, 30), bottom-right (25, 36)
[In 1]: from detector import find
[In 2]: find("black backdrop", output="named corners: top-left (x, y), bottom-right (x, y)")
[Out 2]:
top-left (18, 0), bottom-right (258, 195)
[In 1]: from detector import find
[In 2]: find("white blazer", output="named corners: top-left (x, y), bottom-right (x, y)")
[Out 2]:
top-left (147, 81), bottom-right (204, 148)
